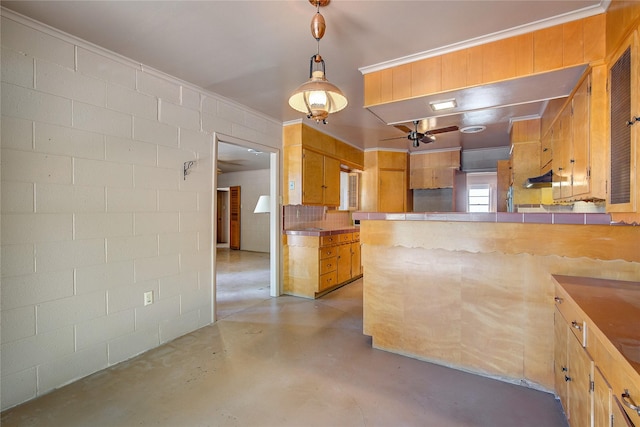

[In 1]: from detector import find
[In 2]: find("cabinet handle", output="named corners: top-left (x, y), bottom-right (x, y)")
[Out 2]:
top-left (561, 366), bottom-right (568, 372)
top-left (626, 117), bottom-right (640, 126)
top-left (571, 321), bottom-right (582, 331)
top-left (622, 390), bottom-right (640, 415)
top-left (554, 297), bottom-right (563, 304)
top-left (543, 148), bottom-right (549, 152)
top-left (565, 375), bottom-right (572, 382)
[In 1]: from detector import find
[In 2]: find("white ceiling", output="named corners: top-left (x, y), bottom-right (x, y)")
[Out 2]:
top-left (3, 0), bottom-right (608, 157)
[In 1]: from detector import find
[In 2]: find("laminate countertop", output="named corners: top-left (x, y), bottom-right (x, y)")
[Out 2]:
top-left (283, 227), bottom-right (359, 237)
top-left (552, 274), bottom-right (640, 374)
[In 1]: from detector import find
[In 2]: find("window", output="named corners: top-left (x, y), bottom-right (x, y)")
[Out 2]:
top-left (468, 185), bottom-right (491, 212)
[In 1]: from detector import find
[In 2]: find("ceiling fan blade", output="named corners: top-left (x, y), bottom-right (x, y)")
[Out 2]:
top-left (380, 136), bottom-right (408, 141)
top-left (426, 125), bottom-right (459, 135)
top-left (393, 124), bottom-right (412, 134)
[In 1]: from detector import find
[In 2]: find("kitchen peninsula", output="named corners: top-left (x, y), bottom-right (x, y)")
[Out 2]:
top-left (353, 211), bottom-right (640, 392)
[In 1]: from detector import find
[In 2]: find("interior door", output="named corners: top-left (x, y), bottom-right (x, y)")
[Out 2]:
top-left (230, 186), bottom-right (241, 250)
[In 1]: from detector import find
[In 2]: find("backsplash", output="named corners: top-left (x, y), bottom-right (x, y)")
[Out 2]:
top-left (283, 205), bottom-right (352, 230)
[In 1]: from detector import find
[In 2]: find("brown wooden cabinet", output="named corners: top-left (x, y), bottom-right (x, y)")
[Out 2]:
top-left (362, 150), bottom-right (410, 212)
top-left (409, 150), bottom-right (460, 190)
top-left (301, 149), bottom-right (340, 206)
top-left (284, 231), bottom-right (362, 299)
top-left (554, 276), bottom-right (640, 427)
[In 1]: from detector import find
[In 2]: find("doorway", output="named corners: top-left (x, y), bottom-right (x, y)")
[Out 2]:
top-left (212, 134), bottom-right (280, 322)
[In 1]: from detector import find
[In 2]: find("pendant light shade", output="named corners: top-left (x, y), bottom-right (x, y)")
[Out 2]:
top-left (253, 195), bottom-right (270, 213)
top-left (289, 55), bottom-right (348, 123)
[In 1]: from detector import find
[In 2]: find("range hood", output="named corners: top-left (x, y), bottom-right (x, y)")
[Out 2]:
top-left (524, 170), bottom-right (553, 188)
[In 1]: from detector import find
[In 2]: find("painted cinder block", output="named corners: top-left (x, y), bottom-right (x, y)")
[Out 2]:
top-left (106, 83), bottom-right (158, 120)
top-left (159, 310), bottom-right (200, 344)
top-left (36, 291), bottom-right (106, 333)
top-left (1, 306), bottom-right (36, 344)
top-left (217, 100), bottom-right (245, 124)
top-left (75, 260), bottom-right (134, 296)
top-left (37, 345), bottom-right (108, 396)
top-left (76, 47), bottom-right (136, 89)
top-left (157, 145), bottom-right (195, 169)
top-left (136, 70), bottom-right (180, 104)
top-left (107, 326), bottom-right (159, 366)
top-left (105, 136), bottom-right (157, 167)
top-left (35, 238), bottom-right (105, 273)
top-left (134, 212), bottom-right (179, 236)
top-left (179, 211), bottom-right (210, 233)
top-left (75, 310), bottom-right (135, 351)
top-left (201, 111), bottom-right (233, 135)
top-left (180, 286), bottom-right (211, 314)
top-left (1, 48), bottom-right (34, 88)
top-left (106, 187), bottom-right (157, 213)
top-left (133, 165), bottom-right (179, 191)
top-left (74, 212), bottom-right (133, 240)
top-left (158, 232), bottom-right (198, 257)
top-left (35, 58), bottom-right (106, 106)
top-left (36, 183), bottom-right (106, 213)
top-left (134, 254), bottom-right (180, 283)
top-left (1, 213), bottom-right (72, 245)
top-left (0, 368), bottom-right (37, 411)
top-left (179, 128), bottom-right (212, 154)
top-left (106, 234), bottom-right (158, 263)
top-left (159, 99), bottom-right (200, 131)
top-left (74, 158), bottom-right (133, 188)
top-left (0, 326), bottom-right (74, 376)
top-left (158, 190), bottom-right (198, 212)
top-left (1, 116), bottom-right (34, 151)
top-left (158, 271), bottom-right (198, 299)
top-left (106, 279), bottom-right (158, 314)
top-left (1, 149), bottom-right (73, 185)
top-left (133, 116), bottom-right (178, 147)
top-left (134, 295), bottom-right (180, 332)
top-left (0, 16), bottom-right (74, 69)
top-left (1, 243), bottom-right (35, 278)
top-left (35, 122), bottom-right (105, 160)
top-left (2, 182), bottom-right (35, 213)
top-left (73, 101), bottom-right (132, 139)
top-left (2, 82), bottom-right (72, 126)
top-left (181, 87), bottom-right (201, 110)
top-left (1, 270), bottom-right (74, 311)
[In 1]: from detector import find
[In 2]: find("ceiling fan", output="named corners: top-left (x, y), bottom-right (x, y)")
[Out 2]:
top-left (384, 120), bottom-right (459, 147)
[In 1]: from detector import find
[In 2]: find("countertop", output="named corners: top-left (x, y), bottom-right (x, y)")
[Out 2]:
top-left (352, 212), bottom-right (614, 225)
top-left (552, 274), bottom-right (640, 374)
top-left (282, 227), bottom-right (359, 237)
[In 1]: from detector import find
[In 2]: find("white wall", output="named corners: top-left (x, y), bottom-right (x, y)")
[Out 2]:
top-left (0, 10), bottom-right (282, 410)
top-left (217, 169), bottom-right (270, 253)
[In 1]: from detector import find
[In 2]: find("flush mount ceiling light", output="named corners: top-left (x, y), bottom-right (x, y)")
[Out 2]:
top-left (459, 125), bottom-right (487, 134)
top-left (288, 0), bottom-right (348, 124)
top-left (429, 99), bottom-right (457, 111)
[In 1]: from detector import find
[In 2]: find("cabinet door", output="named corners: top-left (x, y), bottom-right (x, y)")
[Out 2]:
top-left (555, 309), bottom-right (570, 413)
top-left (612, 395), bottom-right (635, 427)
top-left (593, 367), bottom-right (611, 427)
top-left (571, 75), bottom-right (591, 197)
top-left (302, 149), bottom-right (324, 205)
top-left (567, 332), bottom-right (592, 427)
top-left (379, 169), bottom-right (406, 212)
top-left (336, 244), bottom-right (352, 284)
top-left (323, 155), bottom-right (341, 206)
top-left (432, 168), bottom-right (454, 188)
top-left (351, 241), bottom-right (362, 277)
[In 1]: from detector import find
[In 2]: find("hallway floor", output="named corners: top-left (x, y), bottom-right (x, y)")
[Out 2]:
top-left (1, 250), bottom-right (568, 426)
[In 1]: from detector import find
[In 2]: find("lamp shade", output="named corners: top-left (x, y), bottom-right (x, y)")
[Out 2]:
top-left (253, 195), bottom-right (270, 213)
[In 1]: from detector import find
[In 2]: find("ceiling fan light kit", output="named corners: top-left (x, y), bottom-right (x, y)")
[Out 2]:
top-left (288, 0), bottom-right (347, 124)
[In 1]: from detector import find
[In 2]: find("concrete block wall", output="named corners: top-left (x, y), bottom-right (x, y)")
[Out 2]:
top-left (0, 10), bottom-right (282, 410)
top-left (217, 169), bottom-right (271, 253)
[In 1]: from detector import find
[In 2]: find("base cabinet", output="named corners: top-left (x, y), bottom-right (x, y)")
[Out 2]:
top-left (553, 276), bottom-right (640, 427)
top-left (284, 231), bottom-right (362, 299)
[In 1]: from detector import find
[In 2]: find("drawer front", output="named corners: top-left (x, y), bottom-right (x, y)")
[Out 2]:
top-left (320, 256), bottom-right (337, 275)
top-left (319, 246), bottom-right (336, 260)
top-left (352, 231), bottom-right (360, 242)
top-left (555, 290), bottom-right (587, 346)
top-left (338, 233), bottom-right (353, 244)
top-left (320, 235), bottom-right (339, 247)
top-left (319, 271), bottom-right (338, 291)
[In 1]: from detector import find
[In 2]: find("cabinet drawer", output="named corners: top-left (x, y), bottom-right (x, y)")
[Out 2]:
top-left (352, 231), bottom-right (360, 242)
top-left (320, 235), bottom-right (339, 247)
top-left (555, 292), bottom-right (587, 346)
top-left (319, 246), bottom-right (337, 260)
top-left (319, 271), bottom-right (338, 291)
top-left (320, 256), bottom-right (337, 275)
top-left (338, 233), bottom-right (353, 244)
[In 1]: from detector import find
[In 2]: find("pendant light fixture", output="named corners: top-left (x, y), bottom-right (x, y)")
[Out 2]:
top-left (288, 0), bottom-right (348, 124)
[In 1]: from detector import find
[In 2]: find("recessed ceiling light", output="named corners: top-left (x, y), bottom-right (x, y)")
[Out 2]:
top-left (429, 99), bottom-right (457, 111)
top-left (460, 125), bottom-right (486, 134)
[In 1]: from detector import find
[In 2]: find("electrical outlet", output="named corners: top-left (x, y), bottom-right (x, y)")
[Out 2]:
top-left (144, 291), bottom-right (153, 306)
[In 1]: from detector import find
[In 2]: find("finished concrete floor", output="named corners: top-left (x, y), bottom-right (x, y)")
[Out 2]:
top-left (1, 250), bottom-right (568, 426)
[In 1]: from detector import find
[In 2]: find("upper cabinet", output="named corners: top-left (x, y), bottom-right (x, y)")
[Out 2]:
top-left (409, 150), bottom-right (460, 190)
top-left (283, 123), bottom-right (364, 207)
top-left (607, 29), bottom-right (639, 214)
top-left (361, 150), bottom-right (410, 212)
